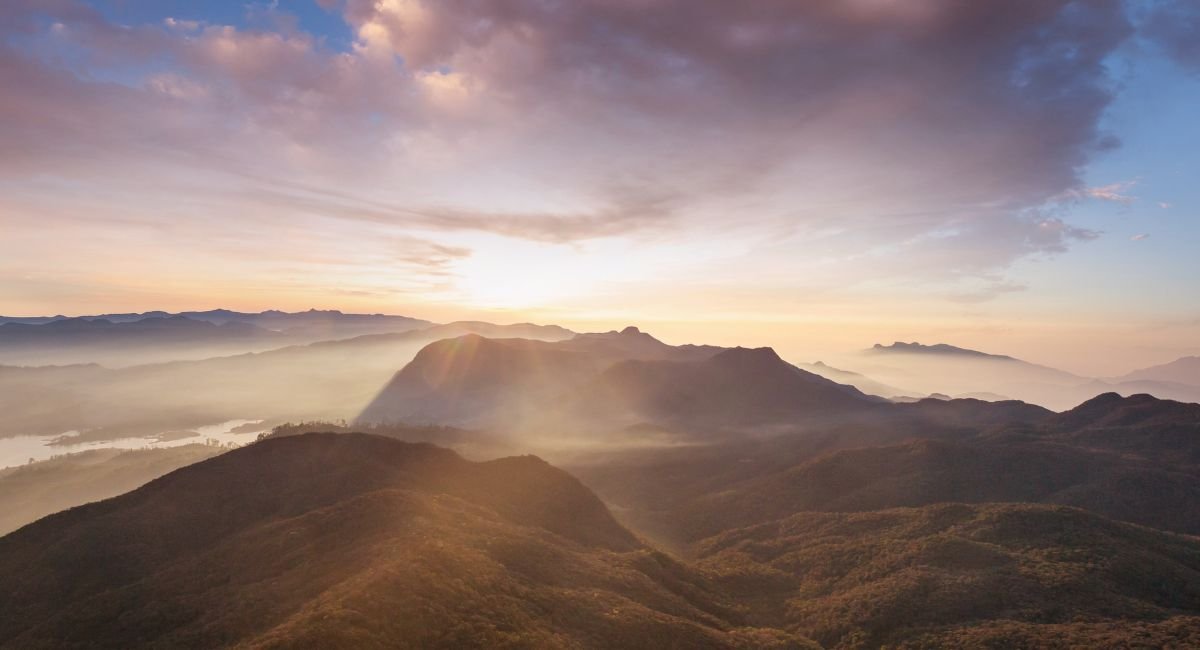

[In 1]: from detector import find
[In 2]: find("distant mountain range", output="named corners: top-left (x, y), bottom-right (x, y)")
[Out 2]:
top-left (870, 341), bottom-right (1018, 360)
top-left (0, 309), bottom-right (434, 367)
top-left (0, 321), bottom-right (574, 440)
top-left (1116, 355), bottom-right (1200, 386)
top-left (855, 340), bottom-right (1200, 409)
top-left (0, 308), bottom-right (431, 331)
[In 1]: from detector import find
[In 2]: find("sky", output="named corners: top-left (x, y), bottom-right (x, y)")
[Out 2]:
top-left (1, 0), bottom-right (1197, 376)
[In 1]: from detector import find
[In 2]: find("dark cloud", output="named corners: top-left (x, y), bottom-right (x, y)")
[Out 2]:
top-left (1142, 0), bottom-right (1200, 73)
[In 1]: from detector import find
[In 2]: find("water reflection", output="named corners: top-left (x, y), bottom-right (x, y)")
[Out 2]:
top-left (0, 419), bottom-right (265, 469)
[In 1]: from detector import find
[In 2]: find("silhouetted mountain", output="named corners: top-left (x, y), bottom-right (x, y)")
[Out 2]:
top-left (0, 434), bottom-right (805, 649)
top-left (1040, 392), bottom-right (1200, 466)
top-left (893, 396), bottom-right (1052, 428)
top-left (1117, 355), bottom-right (1200, 387)
top-left (0, 315), bottom-right (68, 326)
top-left (871, 341), bottom-right (1016, 360)
top-left (562, 326), bottom-right (723, 362)
top-left (1, 308), bottom-right (431, 332)
top-left (584, 347), bottom-right (881, 431)
top-left (0, 316), bottom-right (292, 367)
top-left (0, 309), bottom-right (438, 367)
top-left (359, 335), bottom-right (605, 428)
top-left (360, 337), bottom-right (886, 436)
top-left (0, 315), bottom-right (271, 339)
top-left (696, 503), bottom-right (1200, 648)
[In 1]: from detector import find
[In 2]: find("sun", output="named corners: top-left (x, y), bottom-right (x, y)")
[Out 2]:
top-left (453, 238), bottom-right (601, 309)
top-left (451, 241), bottom-right (588, 309)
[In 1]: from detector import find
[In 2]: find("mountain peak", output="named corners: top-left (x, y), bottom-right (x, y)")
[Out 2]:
top-left (871, 341), bottom-right (1013, 360)
top-left (710, 345), bottom-right (785, 366)
top-left (1052, 391), bottom-right (1200, 431)
top-left (619, 325), bottom-right (642, 335)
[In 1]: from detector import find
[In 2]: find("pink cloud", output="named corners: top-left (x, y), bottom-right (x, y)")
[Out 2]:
top-left (1074, 180), bottom-right (1138, 204)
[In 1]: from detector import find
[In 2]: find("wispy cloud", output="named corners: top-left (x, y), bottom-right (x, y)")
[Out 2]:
top-left (1131, 233), bottom-right (1150, 241)
top-left (1075, 180), bottom-right (1138, 205)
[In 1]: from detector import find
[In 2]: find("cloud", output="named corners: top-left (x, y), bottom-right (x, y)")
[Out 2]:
top-left (1077, 180), bottom-right (1138, 204)
top-left (1131, 233), bottom-right (1150, 241)
top-left (0, 0), bottom-right (1150, 302)
top-left (1142, 0), bottom-right (1200, 74)
top-left (1158, 202), bottom-right (1173, 209)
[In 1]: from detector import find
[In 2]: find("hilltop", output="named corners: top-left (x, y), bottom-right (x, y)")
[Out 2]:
top-left (0, 434), bottom-right (805, 649)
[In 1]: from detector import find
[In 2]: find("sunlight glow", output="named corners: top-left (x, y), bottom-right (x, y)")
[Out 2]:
top-left (452, 238), bottom-right (622, 309)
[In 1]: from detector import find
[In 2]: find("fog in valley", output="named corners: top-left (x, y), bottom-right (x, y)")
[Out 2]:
top-left (4, 309), bottom-right (1198, 540)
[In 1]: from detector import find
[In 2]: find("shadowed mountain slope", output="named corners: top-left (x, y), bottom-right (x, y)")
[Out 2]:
top-left (358, 327), bottom-right (727, 429)
top-left (358, 334), bottom-right (607, 428)
top-left (674, 437), bottom-right (1200, 540)
top-left (571, 394), bottom-right (1193, 546)
top-left (360, 337), bottom-right (890, 435)
top-left (0, 434), bottom-right (806, 650)
top-left (696, 503), bottom-right (1200, 649)
top-left (1034, 393), bottom-right (1200, 466)
top-left (581, 347), bottom-right (881, 430)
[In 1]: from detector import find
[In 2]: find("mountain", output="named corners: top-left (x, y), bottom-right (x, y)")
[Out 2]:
top-left (671, 436), bottom-right (1200, 540)
top-left (1038, 392), bottom-right (1200, 466)
top-left (696, 503), bottom-right (1200, 648)
top-left (0, 445), bottom-right (222, 536)
top-left (359, 331), bottom-right (1066, 446)
top-left (0, 316), bottom-right (288, 367)
top-left (561, 326), bottom-right (723, 362)
top-left (1116, 356), bottom-right (1200, 387)
top-left (793, 360), bottom-right (917, 399)
top-left (870, 341), bottom-right (1017, 360)
top-left (0, 310), bottom-right (438, 367)
top-left (581, 347), bottom-right (881, 432)
top-left (859, 341), bottom-right (1200, 410)
top-left (0, 434), bottom-right (806, 649)
top-left (360, 336), bottom-right (884, 436)
top-left (0, 315), bottom-right (71, 325)
top-left (179, 308), bottom-right (430, 333)
top-left (571, 395), bottom-right (1200, 545)
top-left (359, 334), bottom-right (607, 428)
top-left (0, 321), bottom-right (577, 444)
top-left (0, 308), bottom-right (431, 333)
